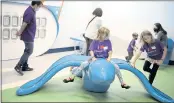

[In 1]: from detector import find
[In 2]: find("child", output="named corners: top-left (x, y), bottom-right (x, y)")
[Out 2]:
top-left (63, 27), bottom-right (130, 89)
top-left (130, 30), bottom-right (167, 84)
top-left (126, 33), bottom-right (138, 62)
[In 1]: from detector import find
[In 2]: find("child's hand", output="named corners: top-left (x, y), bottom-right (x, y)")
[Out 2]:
top-left (130, 62), bottom-right (136, 68)
top-left (92, 57), bottom-right (97, 61)
top-left (156, 60), bottom-right (163, 65)
top-left (87, 57), bottom-right (93, 62)
top-left (107, 58), bottom-right (111, 62)
top-left (135, 46), bottom-right (138, 50)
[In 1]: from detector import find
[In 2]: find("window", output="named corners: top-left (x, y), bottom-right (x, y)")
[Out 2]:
top-left (40, 18), bottom-right (46, 27)
top-left (12, 16), bottom-right (18, 27)
top-left (3, 15), bottom-right (10, 27)
top-left (11, 29), bottom-right (18, 40)
top-left (3, 29), bottom-right (10, 40)
top-left (35, 29), bottom-right (39, 39)
top-left (36, 18), bottom-right (40, 26)
top-left (39, 29), bottom-right (46, 39)
top-left (20, 16), bottom-right (23, 26)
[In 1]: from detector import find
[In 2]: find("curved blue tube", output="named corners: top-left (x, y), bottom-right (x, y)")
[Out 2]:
top-left (16, 55), bottom-right (91, 95)
top-left (111, 58), bottom-right (174, 102)
top-left (16, 54), bottom-right (174, 103)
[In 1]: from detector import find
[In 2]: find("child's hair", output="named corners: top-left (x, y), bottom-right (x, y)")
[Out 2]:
top-left (132, 32), bottom-right (138, 37)
top-left (31, 1), bottom-right (43, 6)
top-left (97, 27), bottom-right (110, 40)
top-left (140, 30), bottom-right (155, 44)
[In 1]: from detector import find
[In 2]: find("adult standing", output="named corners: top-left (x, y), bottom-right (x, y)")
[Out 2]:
top-left (14, 1), bottom-right (43, 76)
top-left (153, 23), bottom-right (168, 47)
top-left (83, 8), bottom-right (103, 56)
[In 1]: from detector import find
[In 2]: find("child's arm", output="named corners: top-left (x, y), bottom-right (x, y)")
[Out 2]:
top-left (88, 40), bottom-right (97, 61)
top-left (156, 45), bottom-right (167, 65)
top-left (89, 51), bottom-right (97, 61)
top-left (131, 40), bottom-right (138, 51)
top-left (161, 46), bottom-right (167, 60)
top-left (133, 45), bottom-right (138, 50)
top-left (130, 50), bottom-right (142, 68)
top-left (107, 51), bottom-right (112, 61)
top-left (131, 44), bottom-right (135, 49)
top-left (90, 50), bottom-right (94, 57)
top-left (107, 40), bottom-right (113, 61)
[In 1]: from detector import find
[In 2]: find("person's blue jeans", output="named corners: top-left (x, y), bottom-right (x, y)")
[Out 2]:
top-left (17, 41), bottom-right (34, 68)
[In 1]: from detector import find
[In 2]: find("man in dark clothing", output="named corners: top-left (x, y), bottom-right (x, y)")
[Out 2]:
top-left (15, 1), bottom-right (43, 76)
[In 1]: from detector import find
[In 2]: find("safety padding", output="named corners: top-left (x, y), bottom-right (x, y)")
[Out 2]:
top-left (163, 38), bottom-right (174, 64)
top-left (82, 59), bottom-right (116, 92)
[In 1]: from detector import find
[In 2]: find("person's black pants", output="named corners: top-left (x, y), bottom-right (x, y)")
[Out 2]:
top-left (83, 35), bottom-right (93, 56)
top-left (143, 60), bottom-right (159, 84)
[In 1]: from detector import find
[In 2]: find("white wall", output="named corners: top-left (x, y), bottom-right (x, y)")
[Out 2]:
top-left (2, 1), bottom-right (58, 60)
top-left (98, 1), bottom-right (174, 38)
top-left (51, 1), bottom-right (95, 48)
top-left (2, 1), bottom-right (174, 59)
top-left (52, 1), bottom-right (174, 56)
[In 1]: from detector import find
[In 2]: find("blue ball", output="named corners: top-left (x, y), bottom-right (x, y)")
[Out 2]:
top-left (88, 59), bottom-right (116, 85)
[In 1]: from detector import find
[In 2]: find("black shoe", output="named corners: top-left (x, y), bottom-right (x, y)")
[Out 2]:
top-left (121, 84), bottom-right (131, 89)
top-left (22, 67), bottom-right (34, 71)
top-left (63, 78), bottom-right (74, 83)
top-left (22, 63), bottom-right (33, 71)
top-left (14, 65), bottom-right (23, 76)
top-left (125, 56), bottom-right (130, 62)
top-left (125, 56), bottom-right (128, 61)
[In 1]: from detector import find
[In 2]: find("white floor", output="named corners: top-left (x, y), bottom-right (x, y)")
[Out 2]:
top-left (2, 51), bottom-right (126, 90)
top-left (2, 51), bottom-right (74, 90)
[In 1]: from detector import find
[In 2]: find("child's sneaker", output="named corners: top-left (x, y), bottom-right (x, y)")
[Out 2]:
top-left (121, 84), bottom-right (131, 89)
top-left (63, 77), bottom-right (74, 83)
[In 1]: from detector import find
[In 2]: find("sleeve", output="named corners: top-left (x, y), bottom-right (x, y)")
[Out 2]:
top-left (131, 40), bottom-right (136, 47)
top-left (89, 40), bottom-right (95, 51)
top-left (107, 40), bottom-right (112, 51)
top-left (23, 12), bottom-right (34, 24)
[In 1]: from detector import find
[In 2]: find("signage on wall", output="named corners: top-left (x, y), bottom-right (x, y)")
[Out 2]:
top-left (2, 1), bottom-right (62, 60)
top-left (2, 13), bottom-right (47, 42)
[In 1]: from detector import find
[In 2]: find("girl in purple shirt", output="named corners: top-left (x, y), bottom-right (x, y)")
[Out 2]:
top-left (130, 30), bottom-right (167, 84)
top-left (63, 27), bottom-right (130, 89)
